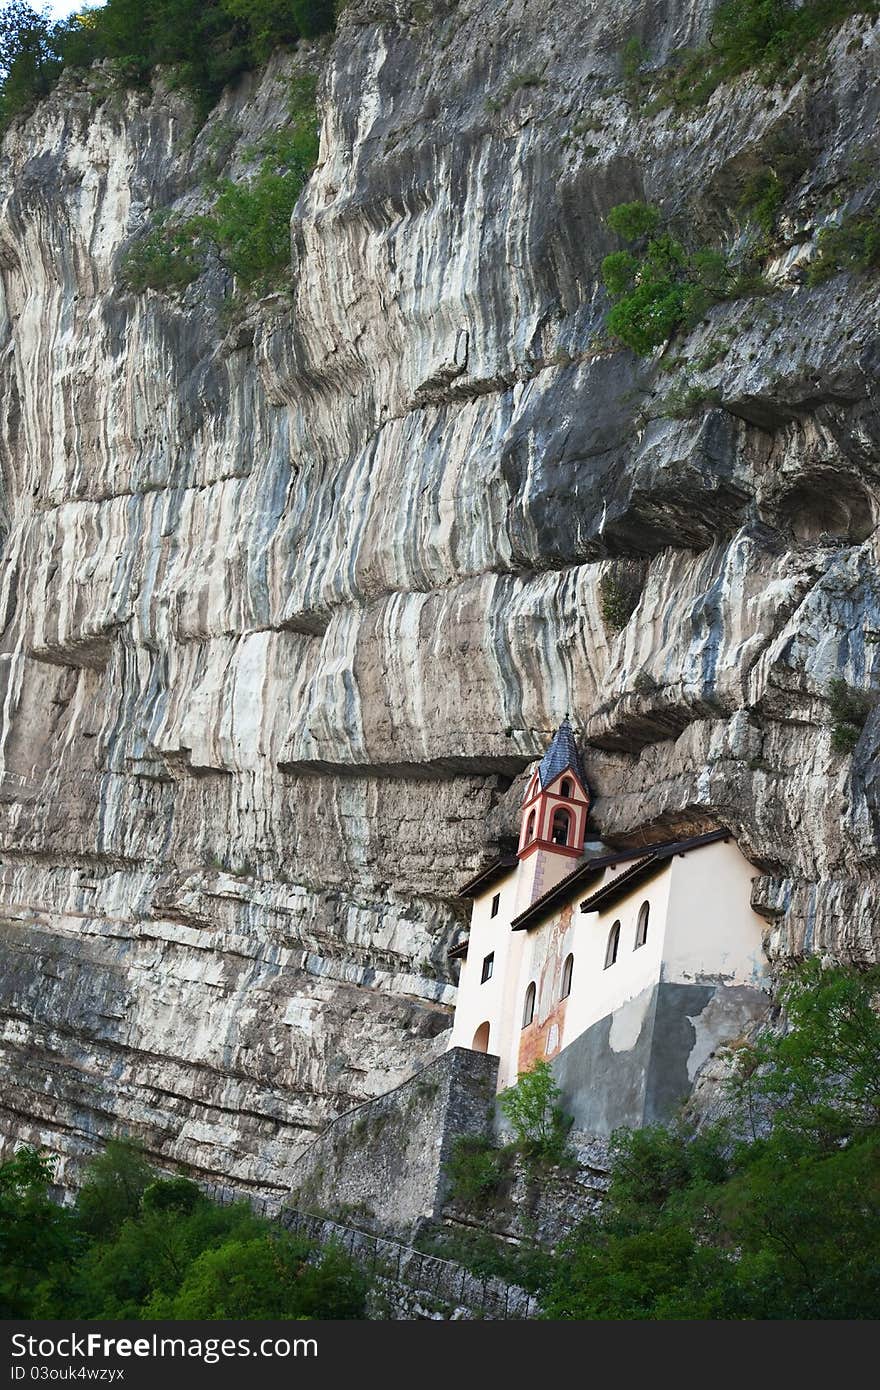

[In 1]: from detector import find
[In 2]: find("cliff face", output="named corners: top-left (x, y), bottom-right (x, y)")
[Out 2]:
top-left (0, 0), bottom-right (879, 1190)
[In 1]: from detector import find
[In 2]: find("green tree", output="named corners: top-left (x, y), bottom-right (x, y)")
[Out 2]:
top-left (0, 2), bottom-right (63, 123)
top-left (601, 202), bottom-right (730, 354)
top-left (702, 1134), bottom-right (880, 1319)
top-left (499, 1060), bottom-right (572, 1161)
top-left (140, 1176), bottom-right (203, 1215)
top-left (541, 962), bottom-right (880, 1321)
top-left (540, 1220), bottom-right (738, 1319)
top-left (0, 0), bottom-right (336, 128)
top-left (445, 1135), bottom-right (504, 1204)
top-left (155, 1234), bottom-right (368, 1319)
top-left (0, 1147), bottom-right (77, 1317)
top-left (75, 1138), bottom-right (155, 1239)
top-left (68, 1196), bottom-right (267, 1317)
top-left (730, 958), bottom-right (880, 1150)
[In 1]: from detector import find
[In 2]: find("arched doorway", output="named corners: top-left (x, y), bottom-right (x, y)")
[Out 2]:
top-left (472, 1021), bottom-right (491, 1053)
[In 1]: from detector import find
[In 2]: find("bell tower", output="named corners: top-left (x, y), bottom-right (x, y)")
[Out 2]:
top-left (516, 717), bottom-right (591, 910)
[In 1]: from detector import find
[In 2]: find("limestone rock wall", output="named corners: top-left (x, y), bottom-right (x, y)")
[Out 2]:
top-left (0, 0), bottom-right (879, 1189)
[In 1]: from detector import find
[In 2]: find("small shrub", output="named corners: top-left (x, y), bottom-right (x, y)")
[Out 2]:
top-left (498, 1060), bottom-right (572, 1162)
top-left (828, 676), bottom-right (874, 753)
top-left (660, 380), bottom-right (723, 419)
top-left (606, 200), bottom-right (661, 242)
top-left (739, 168), bottom-right (787, 236)
top-left (620, 36), bottom-right (648, 106)
top-left (120, 76), bottom-right (319, 301)
top-left (608, 1121), bottom-right (730, 1215)
top-left (446, 1136), bottom-right (504, 1205)
top-left (599, 564), bottom-right (643, 634)
top-left (488, 68), bottom-right (545, 110)
top-left (415, 1227), bottom-right (551, 1293)
top-left (119, 212), bottom-right (207, 294)
top-left (807, 207), bottom-right (880, 285)
top-left (647, 1), bottom-right (880, 113)
top-left (208, 75), bottom-right (319, 293)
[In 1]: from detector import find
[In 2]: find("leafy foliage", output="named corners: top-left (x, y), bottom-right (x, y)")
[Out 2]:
top-left (445, 1136), bottom-right (506, 1205)
top-left (499, 1060), bottom-right (572, 1161)
top-left (620, 36), bottom-right (648, 107)
top-left (118, 211), bottom-right (209, 294)
top-left (540, 962), bottom-right (880, 1320)
top-left (659, 379), bottom-right (722, 419)
top-left (827, 676), bottom-right (874, 754)
top-left (147, 1234), bottom-right (367, 1318)
top-left (0, 0), bottom-right (335, 129)
top-left (0, 1146), bottom-right (77, 1317)
top-left (601, 202), bottom-right (731, 354)
top-left (120, 74), bottom-right (319, 299)
top-left (653, 1), bottom-right (879, 110)
top-left (0, 1137), bottom-right (369, 1319)
top-left (807, 206), bottom-right (880, 285)
top-left (730, 957), bottom-right (880, 1145)
top-left (415, 1226), bottom-right (552, 1294)
top-left (208, 83), bottom-right (318, 291)
top-left (0, 3), bottom-right (62, 126)
top-left (598, 564), bottom-right (644, 633)
top-left (75, 1137), bottom-right (154, 1238)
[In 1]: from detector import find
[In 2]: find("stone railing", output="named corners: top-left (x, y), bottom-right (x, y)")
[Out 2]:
top-left (202, 1182), bottom-right (538, 1320)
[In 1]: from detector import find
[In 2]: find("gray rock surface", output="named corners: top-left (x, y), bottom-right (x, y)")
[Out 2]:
top-left (0, 1), bottom-right (878, 1189)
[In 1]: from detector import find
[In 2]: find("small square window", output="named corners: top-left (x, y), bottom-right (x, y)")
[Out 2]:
top-left (481, 953), bottom-right (494, 983)
top-left (490, 892), bottom-right (500, 918)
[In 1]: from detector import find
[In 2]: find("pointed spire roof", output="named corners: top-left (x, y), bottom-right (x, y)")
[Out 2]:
top-left (537, 716), bottom-right (586, 790)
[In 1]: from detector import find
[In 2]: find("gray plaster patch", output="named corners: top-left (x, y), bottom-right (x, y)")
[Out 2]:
top-left (608, 987), bottom-right (653, 1052)
top-left (686, 985), bottom-right (772, 1081)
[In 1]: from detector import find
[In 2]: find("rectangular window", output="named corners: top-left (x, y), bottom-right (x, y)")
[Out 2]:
top-left (490, 892), bottom-right (500, 918)
top-left (481, 953), bottom-right (494, 983)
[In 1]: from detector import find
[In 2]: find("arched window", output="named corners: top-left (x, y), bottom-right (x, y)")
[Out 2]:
top-left (635, 901), bottom-right (649, 950)
top-left (551, 807), bottom-right (571, 846)
top-left (472, 1022), bottom-right (490, 1053)
top-left (604, 921), bottom-right (621, 969)
top-left (561, 953), bottom-right (574, 999)
top-left (522, 982), bottom-right (536, 1028)
top-left (525, 810), bottom-right (536, 841)
top-left (560, 778), bottom-right (572, 798)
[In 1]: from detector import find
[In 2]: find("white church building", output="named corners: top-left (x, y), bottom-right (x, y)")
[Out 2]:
top-left (448, 720), bottom-right (770, 1134)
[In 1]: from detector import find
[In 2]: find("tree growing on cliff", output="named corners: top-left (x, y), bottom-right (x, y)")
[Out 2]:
top-left (76, 1137), bottom-right (155, 1238)
top-left (0, 0), bottom-right (338, 129)
top-left (540, 961), bottom-right (880, 1320)
top-left (601, 201), bottom-right (729, 355)
top-left (499, 1059), bottom-right (573, 1162)
top-left (0, 2), bottom-right (62, 123)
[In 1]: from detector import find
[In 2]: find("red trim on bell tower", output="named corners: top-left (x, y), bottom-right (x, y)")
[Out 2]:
top-left (517, 727), bottom-right (591, 864)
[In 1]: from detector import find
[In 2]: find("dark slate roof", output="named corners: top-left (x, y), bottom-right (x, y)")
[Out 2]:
top-left (456, 853), bottom-right (518, 899)
top-left (537, 717), bottom-right (587, 790)
top-left (578, 829), bottom-right (730, 915)
top-left (447, 937), bottom-right (469, 960)
top-left (511, 828), bottom-right (731, 932)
